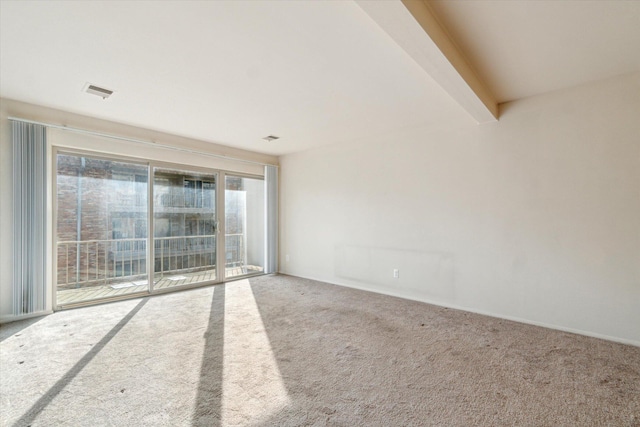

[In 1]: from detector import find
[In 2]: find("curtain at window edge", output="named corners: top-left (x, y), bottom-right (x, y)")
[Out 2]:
top-left (265, 165), bottom-right (278, 274)
top-left (12, 120), bottom-right (47, 315)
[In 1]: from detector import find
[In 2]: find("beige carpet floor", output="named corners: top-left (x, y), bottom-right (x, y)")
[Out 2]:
top-left (1, 274), bottom-right (639, 426)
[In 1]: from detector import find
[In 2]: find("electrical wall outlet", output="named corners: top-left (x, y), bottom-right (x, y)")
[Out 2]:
top-left (393, 269), bottom-right (399, 279)
top-left (286, 254), bottom-right (290, 262)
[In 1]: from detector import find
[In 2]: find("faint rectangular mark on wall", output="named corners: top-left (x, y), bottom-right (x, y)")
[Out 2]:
top-left (334, 245), bottom-right (455, 300)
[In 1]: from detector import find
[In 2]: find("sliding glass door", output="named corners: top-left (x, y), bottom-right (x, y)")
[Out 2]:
top-left (55, 153), bottom-right (149, 305)
top-left (153, 167), bottom-right (217, 290)
top-left (225, 175), bottom-right (265, 278)
top-left (55, 152), bottom-right (268, 308)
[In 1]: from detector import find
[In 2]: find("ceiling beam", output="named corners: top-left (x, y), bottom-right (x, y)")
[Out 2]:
top-left (356, 0), bottom-right (498, 123)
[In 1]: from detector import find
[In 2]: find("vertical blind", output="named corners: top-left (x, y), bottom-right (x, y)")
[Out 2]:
top-left (265, 165), bottom-right (278, 274)
top-left (12, 120), bottom-right (48, 315)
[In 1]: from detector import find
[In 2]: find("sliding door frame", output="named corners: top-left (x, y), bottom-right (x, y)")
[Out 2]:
top-left (52, 147), bottom-right (152, 310)
top-left (217, 170), bottom-right (227, 285)
top-left (147, 161), bottom-right (221, 296)
top-left (223, 172), bottom-right (268, 280)
top-left (51, 147), bottom-right (266, 310)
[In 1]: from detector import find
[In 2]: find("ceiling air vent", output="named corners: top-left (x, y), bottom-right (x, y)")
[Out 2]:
top-left (84, 83), bottom-right (114, 99)
top-left (262, 135), bottom-right (280, 142)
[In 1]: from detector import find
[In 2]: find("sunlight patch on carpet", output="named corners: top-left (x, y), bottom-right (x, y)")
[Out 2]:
top-left (222, 279), bottom-right (290, 424)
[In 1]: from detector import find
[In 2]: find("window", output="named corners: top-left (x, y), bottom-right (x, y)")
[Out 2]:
top-left (54, 151), bottom-right (271, 308)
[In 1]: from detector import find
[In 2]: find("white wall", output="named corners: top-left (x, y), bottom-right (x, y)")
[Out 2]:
top-left (279, 73), bottom-right (640, 345)
top-left (0, 98), bottom-right (278, 322)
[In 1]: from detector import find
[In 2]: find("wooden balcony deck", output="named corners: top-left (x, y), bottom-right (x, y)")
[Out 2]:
top-left (56, 265), bottom-right (263, 307)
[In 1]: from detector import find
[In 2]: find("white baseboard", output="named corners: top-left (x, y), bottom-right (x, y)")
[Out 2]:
top-left (0, 310), bottom-right (53, 325)
top-left (280, 271), bottom-right (640, 348)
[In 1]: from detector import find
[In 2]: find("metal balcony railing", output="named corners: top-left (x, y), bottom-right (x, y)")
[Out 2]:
top-left (56, 233), bottom-right (244, 288)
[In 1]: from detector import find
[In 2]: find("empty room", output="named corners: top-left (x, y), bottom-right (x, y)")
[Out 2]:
top-left (1, 1), bottom-right (639, 426)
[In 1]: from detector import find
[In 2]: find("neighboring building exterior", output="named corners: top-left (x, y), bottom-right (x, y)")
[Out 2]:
top-left (56, 154), bottom-right (247, 289)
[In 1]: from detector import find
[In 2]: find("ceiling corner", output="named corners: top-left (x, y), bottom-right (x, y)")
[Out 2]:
top-left (356, 0), bottom-right (498, 123)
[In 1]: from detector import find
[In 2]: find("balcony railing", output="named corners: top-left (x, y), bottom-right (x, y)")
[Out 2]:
top-left (57, 234), bottom-right (244, 288)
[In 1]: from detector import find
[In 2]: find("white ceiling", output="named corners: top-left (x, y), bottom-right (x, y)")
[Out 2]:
top-left (428, 0), bottom-right (640, 103)
top-left (1, 1), bottom-right (639, 156)
top-left (0, 0), bottom-right (466, 156)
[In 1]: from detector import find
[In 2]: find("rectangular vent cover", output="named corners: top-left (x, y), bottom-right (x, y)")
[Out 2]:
top-left (84, 84), bottom-right (114, 99)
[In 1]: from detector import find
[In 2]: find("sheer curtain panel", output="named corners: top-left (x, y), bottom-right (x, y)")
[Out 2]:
top-left (12, 120), bottom-right (48, 315)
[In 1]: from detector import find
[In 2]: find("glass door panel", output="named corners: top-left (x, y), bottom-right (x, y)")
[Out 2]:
top-left (225, 175), bottom-right (265, 279)
top-left (153, 167), bottom-right (217, 290)
top-left (55, 154), bottom-right (149, 306)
